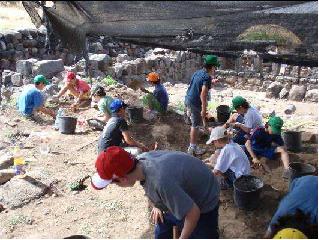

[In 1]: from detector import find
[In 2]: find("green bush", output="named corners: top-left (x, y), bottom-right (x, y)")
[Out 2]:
top-left (176, 101), bottom-right (185, 112)
top-left (103, 75), bottom-right (117, 86)
top-left (239, 31), bottom-right (287, 45)
top-left (207, 101), bottom-right (218, 112)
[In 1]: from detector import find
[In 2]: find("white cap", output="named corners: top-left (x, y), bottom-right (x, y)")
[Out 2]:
top-left (91, 173), bottom-right (112, 190)
top-left (206, 126), bottom-right (228, 144)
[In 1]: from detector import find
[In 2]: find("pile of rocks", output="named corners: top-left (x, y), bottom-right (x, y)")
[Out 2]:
top-left (0, 30), bottom-right (150, 73)
top-left (0, 29), bottom-right (74, 72)
top-left (2, 59), bottom-right (64, 87)
top-left (219, 68), bottom-right (318, 102)
top-left (87, 36), bottom-right (151, 58)
top-left (64, 48), bottom-right (202, 87)
top-left (1, 27), bottom-right (317, 104)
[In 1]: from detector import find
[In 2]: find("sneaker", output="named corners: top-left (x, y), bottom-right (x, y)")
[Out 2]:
top-left (187, 146), bottom-right (206, 156)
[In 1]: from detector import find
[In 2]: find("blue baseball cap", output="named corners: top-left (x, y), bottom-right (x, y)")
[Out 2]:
top-left (110, 99), bottom-right (128, 113)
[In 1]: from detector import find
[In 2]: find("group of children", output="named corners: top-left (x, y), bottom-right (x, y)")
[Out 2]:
top-left (205, 95), bottom-right (291, 191)
top-left (17, 71), bottom-right (92, 120)
top-left (18, 59), bottom-right (289, 194)
top-left (16, 70), bottom-right (169, 155)
top-left (15, 57), bottom-right (317, 239)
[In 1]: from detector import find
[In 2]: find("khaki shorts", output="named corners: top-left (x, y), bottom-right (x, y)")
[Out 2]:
top-left (67, 90), bottom-right (91, 100)
top-left (185, 104), bottom-right (202, 128)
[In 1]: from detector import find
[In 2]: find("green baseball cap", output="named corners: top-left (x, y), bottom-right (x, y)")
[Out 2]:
top-left (204, 55), bottom-right (220, 67)
top-left (34, 75), bottom-right (49, 85)
top-left (268, 116), bottom-right (284, 135)
top-left (231, 96), bottom-right (247, 111)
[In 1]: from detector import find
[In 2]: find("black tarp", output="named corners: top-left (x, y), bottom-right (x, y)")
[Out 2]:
top-left (27, 1), bottom-right (319, 66)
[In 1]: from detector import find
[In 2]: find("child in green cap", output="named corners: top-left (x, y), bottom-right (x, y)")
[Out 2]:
top-left (245, 116), bottom-right (290, 178)
top-left (225, 96), bottom-right (263, 145)
top-left (17, 75), bottom-right (56, 120)
top-left (184, 55), bottom-right (220, 156)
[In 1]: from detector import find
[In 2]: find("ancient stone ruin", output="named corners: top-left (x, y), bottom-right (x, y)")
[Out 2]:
top-left (0, 28), bottom-right (318, 103)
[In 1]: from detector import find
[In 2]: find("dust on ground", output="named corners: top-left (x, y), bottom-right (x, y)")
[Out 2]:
top-left (0, 85), bottom-right (317, 239)
top-left (0, 2), bottom-right (35, 31)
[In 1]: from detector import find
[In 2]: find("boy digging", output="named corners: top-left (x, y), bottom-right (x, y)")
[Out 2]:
top-left (91, 85), bottom-right (113, 123)
top-left (245, 116), bottom-right (290, 178)
top-left (206, 126), bottom-right (251, 190)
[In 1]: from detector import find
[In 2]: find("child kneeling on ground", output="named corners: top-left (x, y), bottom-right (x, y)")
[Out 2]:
top-left (91, 85), bottom-right (113, 123)
top-left (141, 72), bottom-right (169, 114)
top-left (245, 116), bottom-right (290, 178)
top-left (206, 126), bottom-right (251, 189)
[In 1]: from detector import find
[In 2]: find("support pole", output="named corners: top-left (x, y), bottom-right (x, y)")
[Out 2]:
top-left (83, 37), bottom-right (92, 86)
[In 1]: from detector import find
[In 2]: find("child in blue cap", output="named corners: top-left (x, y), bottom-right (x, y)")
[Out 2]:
top-left (97, 99), bottom-right (149, 154)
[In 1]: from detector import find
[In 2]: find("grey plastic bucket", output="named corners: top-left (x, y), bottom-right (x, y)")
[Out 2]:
top-left (58, 116), bottom-right (77, 134)
top-left (216, 105), bottom-right (230, 123)
top-left (289, 162), bottom-right (316, 183)
top-left (282, 131), bottom-right (302, 152)
top-left (127, 107), bottom-right (144, 123)
top-left (233, 175), bottom-right (264, 210)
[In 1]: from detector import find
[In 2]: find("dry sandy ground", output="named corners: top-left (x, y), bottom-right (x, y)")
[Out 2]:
top-left (0, 85), bottom-right (317, 239)
top-left (0, 2), bottom-right (35, 31)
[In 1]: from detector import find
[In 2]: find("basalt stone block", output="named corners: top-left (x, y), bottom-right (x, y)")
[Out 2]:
top-left (289, 85), bottom-right (307, 101)
top-left (23, 39), bottom-right (37, 48)
top-left (0, 40), bottom-right (6, 51)
top-left (305, 89), bottom-right (318, 102)
top-left (266, 82), bottom-right (284, 98)
top-left (11, 73), bottom-right (23, 87)
top-left (32, 59), bottom-right (64, 78)
top-left (16, 59), bottom-right (35, 76)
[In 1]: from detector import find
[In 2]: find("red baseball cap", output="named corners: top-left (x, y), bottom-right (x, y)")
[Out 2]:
top-left (91, 146), bottom-right (135, 190)
top-left (66, 71), bottom-right (76, 82)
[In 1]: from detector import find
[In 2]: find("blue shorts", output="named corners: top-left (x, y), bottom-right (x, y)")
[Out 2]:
top-left (155, 205), bottom-right (219, 239)
top-left (218, 169), bottom-right (237, 190)
top-left (253, 146), bottom-right (277, 160)
top-left (232, 130), bottom-right (247, 145)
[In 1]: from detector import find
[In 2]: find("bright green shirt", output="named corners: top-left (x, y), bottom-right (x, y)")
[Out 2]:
top-left (98, 96), bottom-right (113, 116)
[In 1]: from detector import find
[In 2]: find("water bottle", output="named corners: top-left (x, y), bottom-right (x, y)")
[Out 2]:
top-left (39, 134), bottom-right (50, 155)
top-left (54, 108), bottom-right (65, 130)
top-left (13, 146), bottom-right (26, 177)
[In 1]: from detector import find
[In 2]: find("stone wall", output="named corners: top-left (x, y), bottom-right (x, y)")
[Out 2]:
top-left (218, 66), bottom-right (318, 102)
top-left (0, 29), bottom-right (70, 72)
top-left (0, 28), bottom-right (317, 103)
top-left (0, 30), bottom-right (151, 72)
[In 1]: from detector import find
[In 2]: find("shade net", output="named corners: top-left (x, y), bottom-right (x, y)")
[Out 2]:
top-left (35, 1), bottom-right (318, 66)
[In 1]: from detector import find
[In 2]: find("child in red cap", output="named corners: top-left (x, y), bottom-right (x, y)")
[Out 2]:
top-left (54, 71), bottom-right (91, 109)
top-left (91, 146), bottom-right (221, 239)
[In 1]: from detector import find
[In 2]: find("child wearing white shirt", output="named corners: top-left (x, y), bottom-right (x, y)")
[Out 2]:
top-left (206, 126), bottom-right (251, 189)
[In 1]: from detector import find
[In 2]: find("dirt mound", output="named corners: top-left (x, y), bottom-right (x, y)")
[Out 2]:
top-left (105, 84), bottom-right (144, 106)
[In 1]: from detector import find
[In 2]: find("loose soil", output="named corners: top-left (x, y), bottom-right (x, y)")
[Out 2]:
top-left (0, 85), bottom-right (317, 239)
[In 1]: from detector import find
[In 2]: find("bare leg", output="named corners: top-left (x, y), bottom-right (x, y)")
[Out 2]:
top-left (277, 147), bottom-right (290, 169)
top-left (190, 126), bottom-right (197, 145)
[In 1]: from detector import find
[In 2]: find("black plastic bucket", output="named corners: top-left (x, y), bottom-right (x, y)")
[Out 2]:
top-left (64, 235), bottom-right (89, 239)
top-left (216, 105), bottom-right (230, 123)
top-left (233, 175), bottom-right (264, 210)
top-left (282, 131), bottom-right (302, 152)
top-left (127, 107), bottom-right (143, 123)
top-left (289, 162), bottom-right (316, 183)
top-left (58, 116), bottom-right (77, 134)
